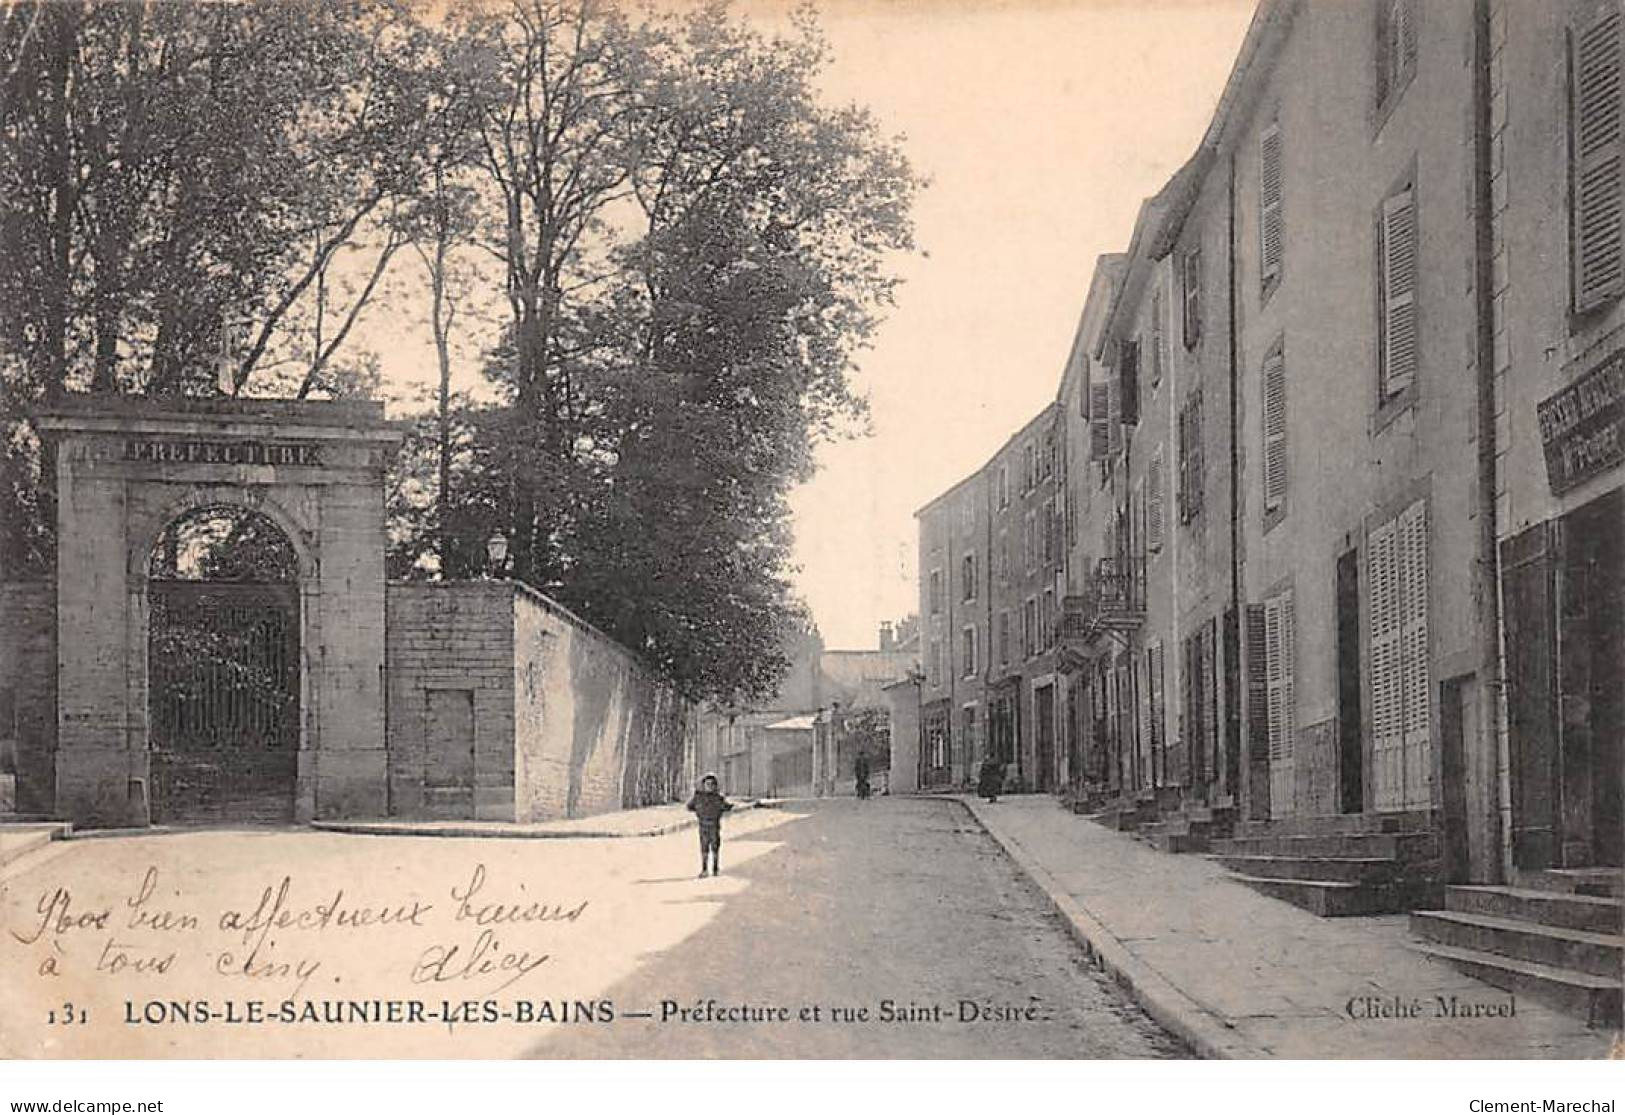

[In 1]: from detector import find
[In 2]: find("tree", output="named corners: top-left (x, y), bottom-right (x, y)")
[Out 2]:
top-left (0, 0), bottom-right (480, 572)
top-left (417, 0), bottom-right (918, 704)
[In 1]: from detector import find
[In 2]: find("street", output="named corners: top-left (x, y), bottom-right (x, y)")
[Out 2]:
top-left (0, 798), bottom-right (1182, 1059)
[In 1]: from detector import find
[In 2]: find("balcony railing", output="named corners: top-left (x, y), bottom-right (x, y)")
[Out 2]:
top-left (1061, 556), bottom-right (1147, 647)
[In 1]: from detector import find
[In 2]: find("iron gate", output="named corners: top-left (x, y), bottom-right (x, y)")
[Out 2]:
top-left (148, 581), bottom-right (299, 823)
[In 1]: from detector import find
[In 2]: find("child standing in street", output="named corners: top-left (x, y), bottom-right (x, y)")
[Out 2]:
top-left (686, 773), bottom-right (734, 877)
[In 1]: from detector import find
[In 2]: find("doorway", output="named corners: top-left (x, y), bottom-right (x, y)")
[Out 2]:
top-left (147, 506), bottom-right (301, 824)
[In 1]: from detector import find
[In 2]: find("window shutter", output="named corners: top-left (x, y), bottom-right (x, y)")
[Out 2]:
top-left (1089, 381), bottom-right (1111, 460)
top-left (1147, 445), bottom-right (1165, 553)
top-left (1573, 8), bottom-right (1625, 311)
top-left (1183, 249), bottom-right (1202, 347)
top-left (1259, 123), bottom-right (1284, 289)
top-left (1369, 518), bottom-right (1404, 810)
top-left (1150, 287), bottom-right (1165, 388)
top-left (1191, 389), bottom-right (1205, 518)
top-left (1398, 499), bottom-right (1431, 809)
top-left (1244, 604), bottom-right (1270, 765)
top-left (1380, 187), bottom-right (1419, 398)
top-left (1119, 339), bottom-right (1141, 426)
top-left (1108, 378), bottom-right (1124, 456)
top-left (1150, 640), bottom-right (1165, 766)
top-left (1262, 349), bottom-right (1288, 513)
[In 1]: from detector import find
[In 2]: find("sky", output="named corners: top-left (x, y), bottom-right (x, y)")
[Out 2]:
top-left (769, 0), bottom-right (1255, 649)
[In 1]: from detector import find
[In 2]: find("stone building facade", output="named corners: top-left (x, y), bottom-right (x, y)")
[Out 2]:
top-left (916, 0), bottom-right (1624, 897)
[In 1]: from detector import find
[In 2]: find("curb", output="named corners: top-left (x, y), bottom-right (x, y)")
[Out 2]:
top-left (948, 796), bottom-right (1266, 1060)
top-left (310, 800), bottom-right (761, 840)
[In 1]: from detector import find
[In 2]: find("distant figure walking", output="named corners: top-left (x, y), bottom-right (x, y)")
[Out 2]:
top-left (977, 754), bottom-right (1006, 804)
top-left (686, 773), bottom-right (734, 877)
top-left (854, 750), bottom-right (872, 800)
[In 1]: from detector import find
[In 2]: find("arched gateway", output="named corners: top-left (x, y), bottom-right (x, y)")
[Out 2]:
top-left (35, 395), bottom-right (400, 826)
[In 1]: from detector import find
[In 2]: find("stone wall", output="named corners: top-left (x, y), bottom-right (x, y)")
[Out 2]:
top-left (385, 582), bottom-right (516, 821)
top-left (511, 584), bottom-right (690, 822)
top-left (0, 582), bottom-right (56, 813)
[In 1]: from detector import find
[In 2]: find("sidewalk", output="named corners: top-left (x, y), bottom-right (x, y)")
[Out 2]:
top-left (311, 798), bottom-right (764, 840)
top-left (957, 794), bottom-right (1616, 1059)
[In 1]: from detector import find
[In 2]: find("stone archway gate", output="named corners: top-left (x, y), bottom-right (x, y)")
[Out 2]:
top-left (36, 395), bottom-right (400, 826)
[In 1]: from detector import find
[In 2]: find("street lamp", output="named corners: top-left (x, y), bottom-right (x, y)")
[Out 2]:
top-left (486, 531), bottom-right (509, 577)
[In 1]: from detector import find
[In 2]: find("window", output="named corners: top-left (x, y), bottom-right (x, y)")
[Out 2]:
top-left (1378, 183), bottom-right (1418, 402)
top-left (1042, 497), bottom-right (1058, 565)
top-left (961, 493), bottom-right (976, 535)
top-left (961, 626), bottom-right (977, 678)
top-left (1065, 483), bottom-right (1078, 550)
top-left (1178, 388), bottom-right (1205, 523)
top-left (1088, 380), bottom-right (1112, 461)
top-left (928, 721), bottom-right (948, 769)
top-left (1182, 248), bottom-right (1202, 348)
top-left (960, 706), bottom-right (978, 762)
top-left (927, 638), bottom-right (943, 688)
top-left (1150, 285), bottom-right (1166, 389)
top-left (1040, 430), bottom-right (1055, 481)
top-left (998, 465), bottom-right (1010, 509)
top-left (1147, 445), bottom-right (1166, 554)
top-left (1259, 122), bottom-right (1284, 294)
top-left (1024, 510), bottom-right (1037, 571)
top-left (1023, 598), bottom-right (1037, 659)
top-left (1040, 588), bottom-right (1055, 650)
top-left (999, 610), bottom-right (1011, 664)
top-left (1571, 6), bottom-right (1625, 312)
top-left (998, 528), bottom-right (1009, 582)
top-left (1376, 0), bottom-right (1418, 113)
top-left (1118, 339), bottom-right (1141, 426)
top-left (1261, 341), bottom-right (1288, 519)
top-left (1023, 443), bottom-right (1036, 492)
top-left (928, 568), bottom-right (944, 614)
top-left (961, 553), bottom-right (978, 602)
top-left (1368, 498), bottom-right (1431, 810)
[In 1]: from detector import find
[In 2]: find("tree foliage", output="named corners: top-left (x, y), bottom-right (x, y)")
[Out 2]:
top-left (1, 0), bottom-right (920, 707)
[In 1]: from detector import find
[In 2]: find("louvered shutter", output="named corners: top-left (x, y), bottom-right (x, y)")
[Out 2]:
top-left (1147, 445), bottom-right (1165, 553)
top-left (1265, 591), bottom-right (1296, 818)
top-left (1262, 349), bottom-right (1288, 513)
top-left (1259, 123), bottom-right (1284, 288)
top-left (1108, 379), bottom-right (1124, 456)
top-left (1369, 518), bottom-right (1404, 810)
top-left (1183, 249), bottom-right (1202, 347)
top-left (1244, 604), bottom-right (1270, 769)
top-left (1380, 188), bottom-right (1419, 398)
top-left (1151, 287), bottom-right (1165, 387)
top-left (1089, 381), bottom-right (1111, 460)
top-left (1398, 499), bottom-right (1431, 809)
top-left (1201, 619), bottom-right (1220, 791)
top-left (1150, 641), bottom-right (1165, 778)
top-left (1573, 7), bottom-right (1625, 311)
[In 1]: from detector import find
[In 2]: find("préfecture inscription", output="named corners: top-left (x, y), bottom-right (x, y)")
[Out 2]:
top-left (123, 439), bottom-right (324, 468)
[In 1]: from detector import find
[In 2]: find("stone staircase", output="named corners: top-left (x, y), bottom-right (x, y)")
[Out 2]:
top-left (0, 817), bottom-right (73, 870)
top-left (1209, 811), bottom-right (1440, 916)
top-left (1137, 800), bottom-right (1236, 853)
top-left (1409, 868), bottom-right (1623, 1028)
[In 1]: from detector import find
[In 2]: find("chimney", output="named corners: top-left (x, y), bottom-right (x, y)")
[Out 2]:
top-left (879, 621), bottom-right (894, 651)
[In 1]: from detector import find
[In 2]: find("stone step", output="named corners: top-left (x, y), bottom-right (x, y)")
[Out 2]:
top-left (1211, 831), bottom-right (1437, 861)
top-left (0, 822), bottom-right (72, 870)
top-left (1410, 941), bottom-right (1623, 1029)
top-left (1409, 909), bottom-right (1623, 980)
top-left (1234, 810), bottom-right (1431, 839)
top-left (1212, 853), bottom-right (1404, 885)
top-left (1541, 868), bottom-right (1624, 899)
top-left (1445, 885), bottom-right (1623, 934)
top-left (1224, 873), bottom-right (1429, 917)
top-left (1147, 830), bottom-right (1209, 854)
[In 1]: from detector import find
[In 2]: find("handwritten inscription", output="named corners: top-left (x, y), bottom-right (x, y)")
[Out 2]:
top-left (6, 862), bottom-right (586, 999)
